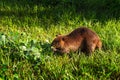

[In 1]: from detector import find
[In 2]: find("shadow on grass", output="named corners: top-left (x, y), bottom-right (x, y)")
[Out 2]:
top-left (0, 0), bottom-right (120, 28)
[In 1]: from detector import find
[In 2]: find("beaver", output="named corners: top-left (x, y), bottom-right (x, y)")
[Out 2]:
top-left (51, 27), bottom-right (102, 55)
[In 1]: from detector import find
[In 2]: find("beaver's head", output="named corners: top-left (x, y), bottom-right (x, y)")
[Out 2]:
top-left (51, 35), bottom-right (68, 54)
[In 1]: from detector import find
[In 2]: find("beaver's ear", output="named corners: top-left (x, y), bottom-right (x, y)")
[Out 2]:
top-left (62, 37), bottom-right (67, 41)
top-left (62, 37), bottom-right (65, 41)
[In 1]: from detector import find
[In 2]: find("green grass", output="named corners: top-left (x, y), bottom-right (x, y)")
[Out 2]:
top-left (0, 0), bottom-right (120, 80)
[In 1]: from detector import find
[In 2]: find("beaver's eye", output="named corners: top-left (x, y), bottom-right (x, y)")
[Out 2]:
top-left (56, 48), bottom-right (61, 50)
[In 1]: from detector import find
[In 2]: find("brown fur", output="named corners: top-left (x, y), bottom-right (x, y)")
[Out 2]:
top-left (51, 27), bottom-right (102, 55)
